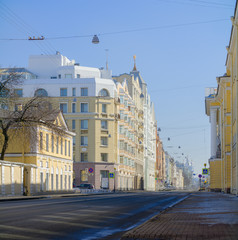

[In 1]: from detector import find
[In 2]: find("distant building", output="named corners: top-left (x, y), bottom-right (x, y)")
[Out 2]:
top-left (113, 57), bottom-right (157, 191)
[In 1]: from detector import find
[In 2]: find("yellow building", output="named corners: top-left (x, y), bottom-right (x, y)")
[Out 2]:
top-left (226, 0), bottom-right (238, 194)
top-left (205, 1), bottom-right (238, 194)
top-left (0, 111), bottom-right (75, 196)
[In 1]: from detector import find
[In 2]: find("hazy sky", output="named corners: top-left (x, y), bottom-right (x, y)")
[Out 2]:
top-left (0, 0), bottom-right (235, 173)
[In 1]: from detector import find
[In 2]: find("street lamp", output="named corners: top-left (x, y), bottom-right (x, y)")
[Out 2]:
top-left (92, 34), bottom-right (99, 44)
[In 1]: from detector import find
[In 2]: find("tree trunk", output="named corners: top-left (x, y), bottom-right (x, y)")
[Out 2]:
top-left (0, 128), bottom-right (9, 160)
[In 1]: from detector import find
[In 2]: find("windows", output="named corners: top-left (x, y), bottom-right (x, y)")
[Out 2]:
top-left (46, 134), bottom-right (49, 151)
top-left (65, 140), bottom-right (67, 156)
top-left (51, 135), bottom-right (54, 153)
top-left (81, 120), bottom-right (88, 129)
top-left (81, 153), bottom-right (88, 162)
top-left (56, 137), bottom-right (59, 154)
top-left (120, 110), bottom-right (124, 119)
top-left (99, 88), bottom-right (109, 97)
top-left (60, 103), bottom-right (67, 113)
top-left (65, 74), bottom-right (72, 79)
top-left (102, 104), bottom-right (107, 113)
top-left (119, 125), bottom-right (124, 135)
top-left (101, 120), bottom-right (107, 129)
top-left (61, 138), bottom-right (63, 155)
top-left (77, 74), bottom-right (80, 78)
top-left (72, 88), bottom-right (76, 96)
top-left (40, 132), bottom-right (43, 150)
top-left (80, 103), bottom-right (88, 113)
top-left (120, 96), bottom-right (124, 104)
top-left (68, 141), bottom-right (70, 157)
top-left (14, 89), bottom-right (23, 97)
top-left (60, 88), bottom-right (67, 96)
top-left (119, 140), bottom-right (124, 150)
top-left (81, 136), bottom-right (88, 146)
top-left (101, 153), bottom-right (108, 162)
top-left (72, 103), bottom-right (76, 113)
top-left (81, 88), bottom-right (88, 96)
top-left (73, 136), bottom-right (76, 146)
top-left (34, 88), bottom-right (48, 97)
top-left (72, 120), bottom-right (76, 130)
top-left (59, 103), bottom-right (67, 113)
top-left (101, 137), bottom-right (108, 146)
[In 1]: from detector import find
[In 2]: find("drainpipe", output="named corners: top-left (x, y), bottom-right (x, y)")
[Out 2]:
top-left (227, 46), bottom-right (233, 193)
top-left (232, 16), bottom-right (238, 196)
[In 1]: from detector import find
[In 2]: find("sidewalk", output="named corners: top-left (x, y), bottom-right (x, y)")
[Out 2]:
top-left (121, 192), bottom-right (238, 240)
top-left (0, 190), bottom-right (113, 202)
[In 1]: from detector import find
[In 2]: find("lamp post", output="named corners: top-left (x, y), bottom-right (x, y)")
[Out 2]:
top-left (92, 34), bottom-right (99, 44)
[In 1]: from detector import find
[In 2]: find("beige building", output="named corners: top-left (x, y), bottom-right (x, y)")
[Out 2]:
top-left (1, 53), bottom-right (158, 191)
top-left (113, 71), bottom-right (145, 190)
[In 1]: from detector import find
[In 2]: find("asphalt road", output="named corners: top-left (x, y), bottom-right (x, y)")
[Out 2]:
top-left (0, 192), bottom-right (189, 240)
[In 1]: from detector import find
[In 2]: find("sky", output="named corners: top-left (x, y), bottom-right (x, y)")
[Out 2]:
top-left (0, 0), bottom-right (236, 174)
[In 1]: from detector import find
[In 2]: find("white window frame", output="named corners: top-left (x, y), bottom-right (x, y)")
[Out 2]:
top-left (80, 102), bottom-right (88, 113)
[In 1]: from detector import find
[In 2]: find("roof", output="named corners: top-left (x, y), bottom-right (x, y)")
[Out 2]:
top-left (130, 70), bottom-right (147, 90)
top-left (226, 0), bottom-right (237, 66)
top-left (0, 68), bottom-right (36, 76)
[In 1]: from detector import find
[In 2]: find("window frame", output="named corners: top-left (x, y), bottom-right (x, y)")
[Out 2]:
top-left (81, 88), bottom-right (88, 96)
top-left (80, 102), bottom-right (88, 113)
top-left (81, 120), bottom-right (88, 129)
top-left (60, 88), bottom-right (67, 97)
top-left (81, 136), bottom-right (88, 146)
top-left (60, 103), bottom-right (68, 113)
top-left (101, 120), bottom-right (108, 130)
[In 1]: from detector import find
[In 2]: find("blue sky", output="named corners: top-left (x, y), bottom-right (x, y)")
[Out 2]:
top-left (0, 0), bottom-right (236, 173)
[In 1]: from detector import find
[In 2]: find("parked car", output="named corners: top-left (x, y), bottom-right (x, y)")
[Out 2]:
top-left (76, 183), bottom-right (94, 189)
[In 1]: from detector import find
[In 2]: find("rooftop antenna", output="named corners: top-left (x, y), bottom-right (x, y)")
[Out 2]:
top-left (105, 49), bottom-right (109, 70)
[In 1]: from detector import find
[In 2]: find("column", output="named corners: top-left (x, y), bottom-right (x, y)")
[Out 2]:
top-left (210, 107), bottom-right (217, 158)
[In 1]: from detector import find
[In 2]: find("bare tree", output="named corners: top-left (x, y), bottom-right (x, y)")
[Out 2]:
top-left (0, 97), bottom-right (65, 160)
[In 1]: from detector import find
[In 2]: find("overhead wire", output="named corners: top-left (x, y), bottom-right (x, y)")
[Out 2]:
top-left (154, 0), bottom-right (233, 8)
top-left (0, 18), bottom-right (230, 41)
top-left (0, 1), bottom-right (76, 76)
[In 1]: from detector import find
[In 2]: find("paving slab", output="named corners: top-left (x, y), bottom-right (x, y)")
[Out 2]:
top-left (121, 192), bottom-right (238, 240)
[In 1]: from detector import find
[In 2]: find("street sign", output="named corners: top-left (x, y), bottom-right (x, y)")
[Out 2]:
top-left (202, 168), bottom-right (209, 175)
top-left (198, 174), bottom-right (202, 178)
top-left (88, 168), bottom-right (94, 173)
top-left (109, 172), bottom-right (115, 178)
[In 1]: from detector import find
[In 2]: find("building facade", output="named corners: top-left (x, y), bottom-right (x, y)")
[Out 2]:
top-left (0, 111), bottom-right (74, 196)
top-left (205, 1), bottom-right (238, 195)
top-left (1, 53), bottom-right (158, 192)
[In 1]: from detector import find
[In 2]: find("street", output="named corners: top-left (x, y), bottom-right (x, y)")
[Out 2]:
top-left (0, 192), bottom-right (188, 240)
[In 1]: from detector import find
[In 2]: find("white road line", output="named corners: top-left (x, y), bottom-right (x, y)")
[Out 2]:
top-left (0, 224), bottom-right (62, 236)
top-left (32, 218), bottom-right (101, 228)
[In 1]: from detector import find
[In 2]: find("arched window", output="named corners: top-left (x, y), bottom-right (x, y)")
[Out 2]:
top-left (99, 88), bottom-right (110, 97)
top-left (34, 88), bottom-right (48, 97)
